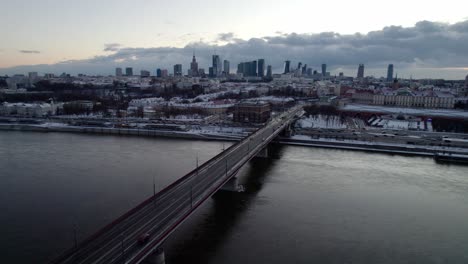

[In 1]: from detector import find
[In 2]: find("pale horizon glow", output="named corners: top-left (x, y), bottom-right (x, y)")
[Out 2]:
top-left (1, 0), bottom-right (468, 79)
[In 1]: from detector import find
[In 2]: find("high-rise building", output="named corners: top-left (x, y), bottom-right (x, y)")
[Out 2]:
top-left (174, 64), bottom-right (182, 76)
top-left (190, 52), bottom-right (199, 77)
top-left (302, 64), bottom-right (307, 75)
top-left (258, 59), bottom-right (265, 77)
top-left (140, 70), bottom-right (150, 77)
top-left (209, 67), bottom-right (214, 78)
top-left (212, 55), bottom-right (221, 77)
top-left (357, 64), bottom-right (365, 78)
top-left (284, 60), bottom-right (291, 74)
top-left (306, 68), bottom-right (313, 76)
top-left (156, 69), bottom-right (162, 78)
top-left (115, 68), bottom-right (123, 77)
top-left (321, 64), bottom-right (327, 76)
top-left (266, 65), bottom-right (272, 78)
top-left (198, 68), bottom-right (205, 77)
top-left (223, 60), bottom-right (230, 75)
top-left (387, 64), bottom-right (394, 82)
top-left (252, 61), bottom-right (257, 76)
top-left (161, 69), bottom-right (168, 78)
top-left (125, 67), bottom-right (133, 76)
top-left (297, 62), bottom-right (302, 71)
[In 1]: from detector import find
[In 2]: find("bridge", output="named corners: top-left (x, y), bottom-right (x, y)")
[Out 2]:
top-left (51, 106), bottom-right (302, 264)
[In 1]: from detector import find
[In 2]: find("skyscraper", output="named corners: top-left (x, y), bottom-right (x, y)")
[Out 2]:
top-left (321, 64), bottom-right (327, 76)
top-left (297, 62), bottom-right (302, 71)
top-left (125, 67), bottom-right (133, 76)
top-left (387, 64), bottom-right (394, 82)
top-left (156, 69), bottom-right (162, 78)
top-left (357, 64), bottom-right (365, 78)
top-left (266, 65), bottom-right (272, 78)
top-left (252, 61), bottom-right (257, 76)
top-left (223, 60), bottom-right (230, 75)
top-left (258, 59), bottom-right (265, 77)
top-left (174, 64), bottom-right (183, 76)
top-left (190, 52), bottom-right (199, 77)
top-left (284, 60), bottom-right (291, 74)
top-left (212, 55), bottom-right (221, 77)
top-left (302, 64), bottom-right (307, 75)
top-left (115, 68), bottom-right (123, 77)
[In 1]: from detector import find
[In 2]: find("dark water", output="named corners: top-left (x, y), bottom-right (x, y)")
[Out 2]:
top-left (1, 131), bottom-right (468, 264)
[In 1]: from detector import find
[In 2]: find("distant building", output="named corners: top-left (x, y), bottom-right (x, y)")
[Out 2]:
top-left (357, 64), bottom-right (365, 78)
top-left (156, 68), bottom-right (162, 78)
top-left (266, 65), bottom-right (272, 78)
top-left (209, 67), bottom-right (214, 78)
top-left (140, 70), bottom-right (150, 77)
top-left (237, 61), bottom-right (258, 77)
top-left (115, 68), bottom-right (123, 77)
top-left (284, 60), bottom-right (291, 74)
top-left (223, 60), bottom-right (230, 75)
top-left (174, 64), bottom-right (183, 76)
top-left (321, 64), bottom-right (327, 76)
top-left (190, 53), bottom-right (199, 77)
top-left (198, 68), bottom-right (205, 77)
top-left (212, 55), bottom-right (222, 77)
top-left (125, 67), bottom-right (133, 76)
top-left (306, 68), bottom-right (313, 76)
top-left (297, 62), bottom-right (302, 71)
top-left (28, 72), bottom-right (38, 80)
top-left (233, 102), bottom-right (271, 123)
top-left (258, 59), bottom-right (265, 77)
top-left (387, 64), bottom-right (394, 82)
top-left (161, 69), bottom-right (168, 78)
top-left (301, 64), bottom-right (307, 75)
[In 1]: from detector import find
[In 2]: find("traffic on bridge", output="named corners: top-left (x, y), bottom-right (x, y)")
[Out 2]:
top-left (51, 106), bottom-right (302, 264)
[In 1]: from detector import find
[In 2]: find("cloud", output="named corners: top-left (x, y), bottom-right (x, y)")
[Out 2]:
top-left (2, 20), bottom-right (468, 79)
top-left (19, 50), bottom-right (40, 54)
top-left (104, 43), bottom-right (122, 52)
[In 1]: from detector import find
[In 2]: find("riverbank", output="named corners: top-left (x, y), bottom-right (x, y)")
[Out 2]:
top-left (0, 123), bottom-right (242, 141)
top-left (277, 136), bottom-right (468, 164)
top-left (2, 123), bottom-right (468, 164)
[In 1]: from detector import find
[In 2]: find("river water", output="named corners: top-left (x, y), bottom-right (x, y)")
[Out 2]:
top-left (1, 131), bottom-right (468, 263)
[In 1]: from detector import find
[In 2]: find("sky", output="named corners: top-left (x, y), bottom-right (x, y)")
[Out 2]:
top-left (1, 0), bottom-right (468, 79)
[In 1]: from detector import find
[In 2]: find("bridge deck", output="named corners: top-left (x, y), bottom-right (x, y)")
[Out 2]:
top-left (50, 106), bottom-right (301, 264)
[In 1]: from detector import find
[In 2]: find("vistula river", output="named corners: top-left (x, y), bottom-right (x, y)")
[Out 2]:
top-left (1, 131), bottom-right (468, 264)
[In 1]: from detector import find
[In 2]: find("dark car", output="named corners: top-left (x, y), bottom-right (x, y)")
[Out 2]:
top-left (138, 233), bottom-right (151, 244)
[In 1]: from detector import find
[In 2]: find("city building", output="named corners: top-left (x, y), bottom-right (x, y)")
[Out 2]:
top-left (174, 64), bottom-right (183, 76)
top-left (357, 64), bottom-right (365, 78)
top-left (190, 53), bottom-right (199, 77)
top-left (233, 101), bottom-right (271, 123)
top-left (212, 55), bottom-right (222, 77)
top-left (125, 67), bottom-right (133, 76)
top-left (223, 60), bottom-right (230, 75)
top-left (321, 64), bottom-right (327, 76)
top-left (258, 59), bottom-right (265, 77)
top-left (297, 62), bottom-right (302, 71)
top-left (387, 64), bottom-right (394, 82)
top-left (266, 65), bottom-right (272, 78)
top-left (115, 68), bottom-right (123, 77)
top-left (301, 64), bottom-right (307, 75)
top-left (156, 69), bottom-right (162, 78)
top-left (161, 69), bottom-right (168, 78)
top-left (140, 70), bottom-right (150, 77)
top-left (284, 60), bottom-right (291, 74)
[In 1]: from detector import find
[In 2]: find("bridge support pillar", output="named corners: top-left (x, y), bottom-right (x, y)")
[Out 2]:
top-left (219, 177), bottom-right (243, 192)
top-left (147, 248), bottom-right (165, 264)
top-left (256, 146), bottom-right (269, 158)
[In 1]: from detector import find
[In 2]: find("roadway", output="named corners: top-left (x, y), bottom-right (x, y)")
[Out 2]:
top-left (51, 106), bottom-right (302, 264)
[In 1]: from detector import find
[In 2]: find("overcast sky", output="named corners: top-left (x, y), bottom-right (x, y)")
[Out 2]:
top-left (1, 0), bottom-right (468, 79)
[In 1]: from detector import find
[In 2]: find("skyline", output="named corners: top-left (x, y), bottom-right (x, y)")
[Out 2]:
top-left (1, 0), bottom-right (468, 79)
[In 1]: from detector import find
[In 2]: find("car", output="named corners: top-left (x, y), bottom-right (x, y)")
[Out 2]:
top-left (138, 233), bottom-right (151, 244)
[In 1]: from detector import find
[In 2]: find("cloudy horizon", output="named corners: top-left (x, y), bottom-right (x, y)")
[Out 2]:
top-left (1, 0), bottom-right (468, 79)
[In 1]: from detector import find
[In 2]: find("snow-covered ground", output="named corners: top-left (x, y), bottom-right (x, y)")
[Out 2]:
top-left (343, 104), bottom-right (468, 119)
top-left (297, 115), bottom-right (347, 129)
